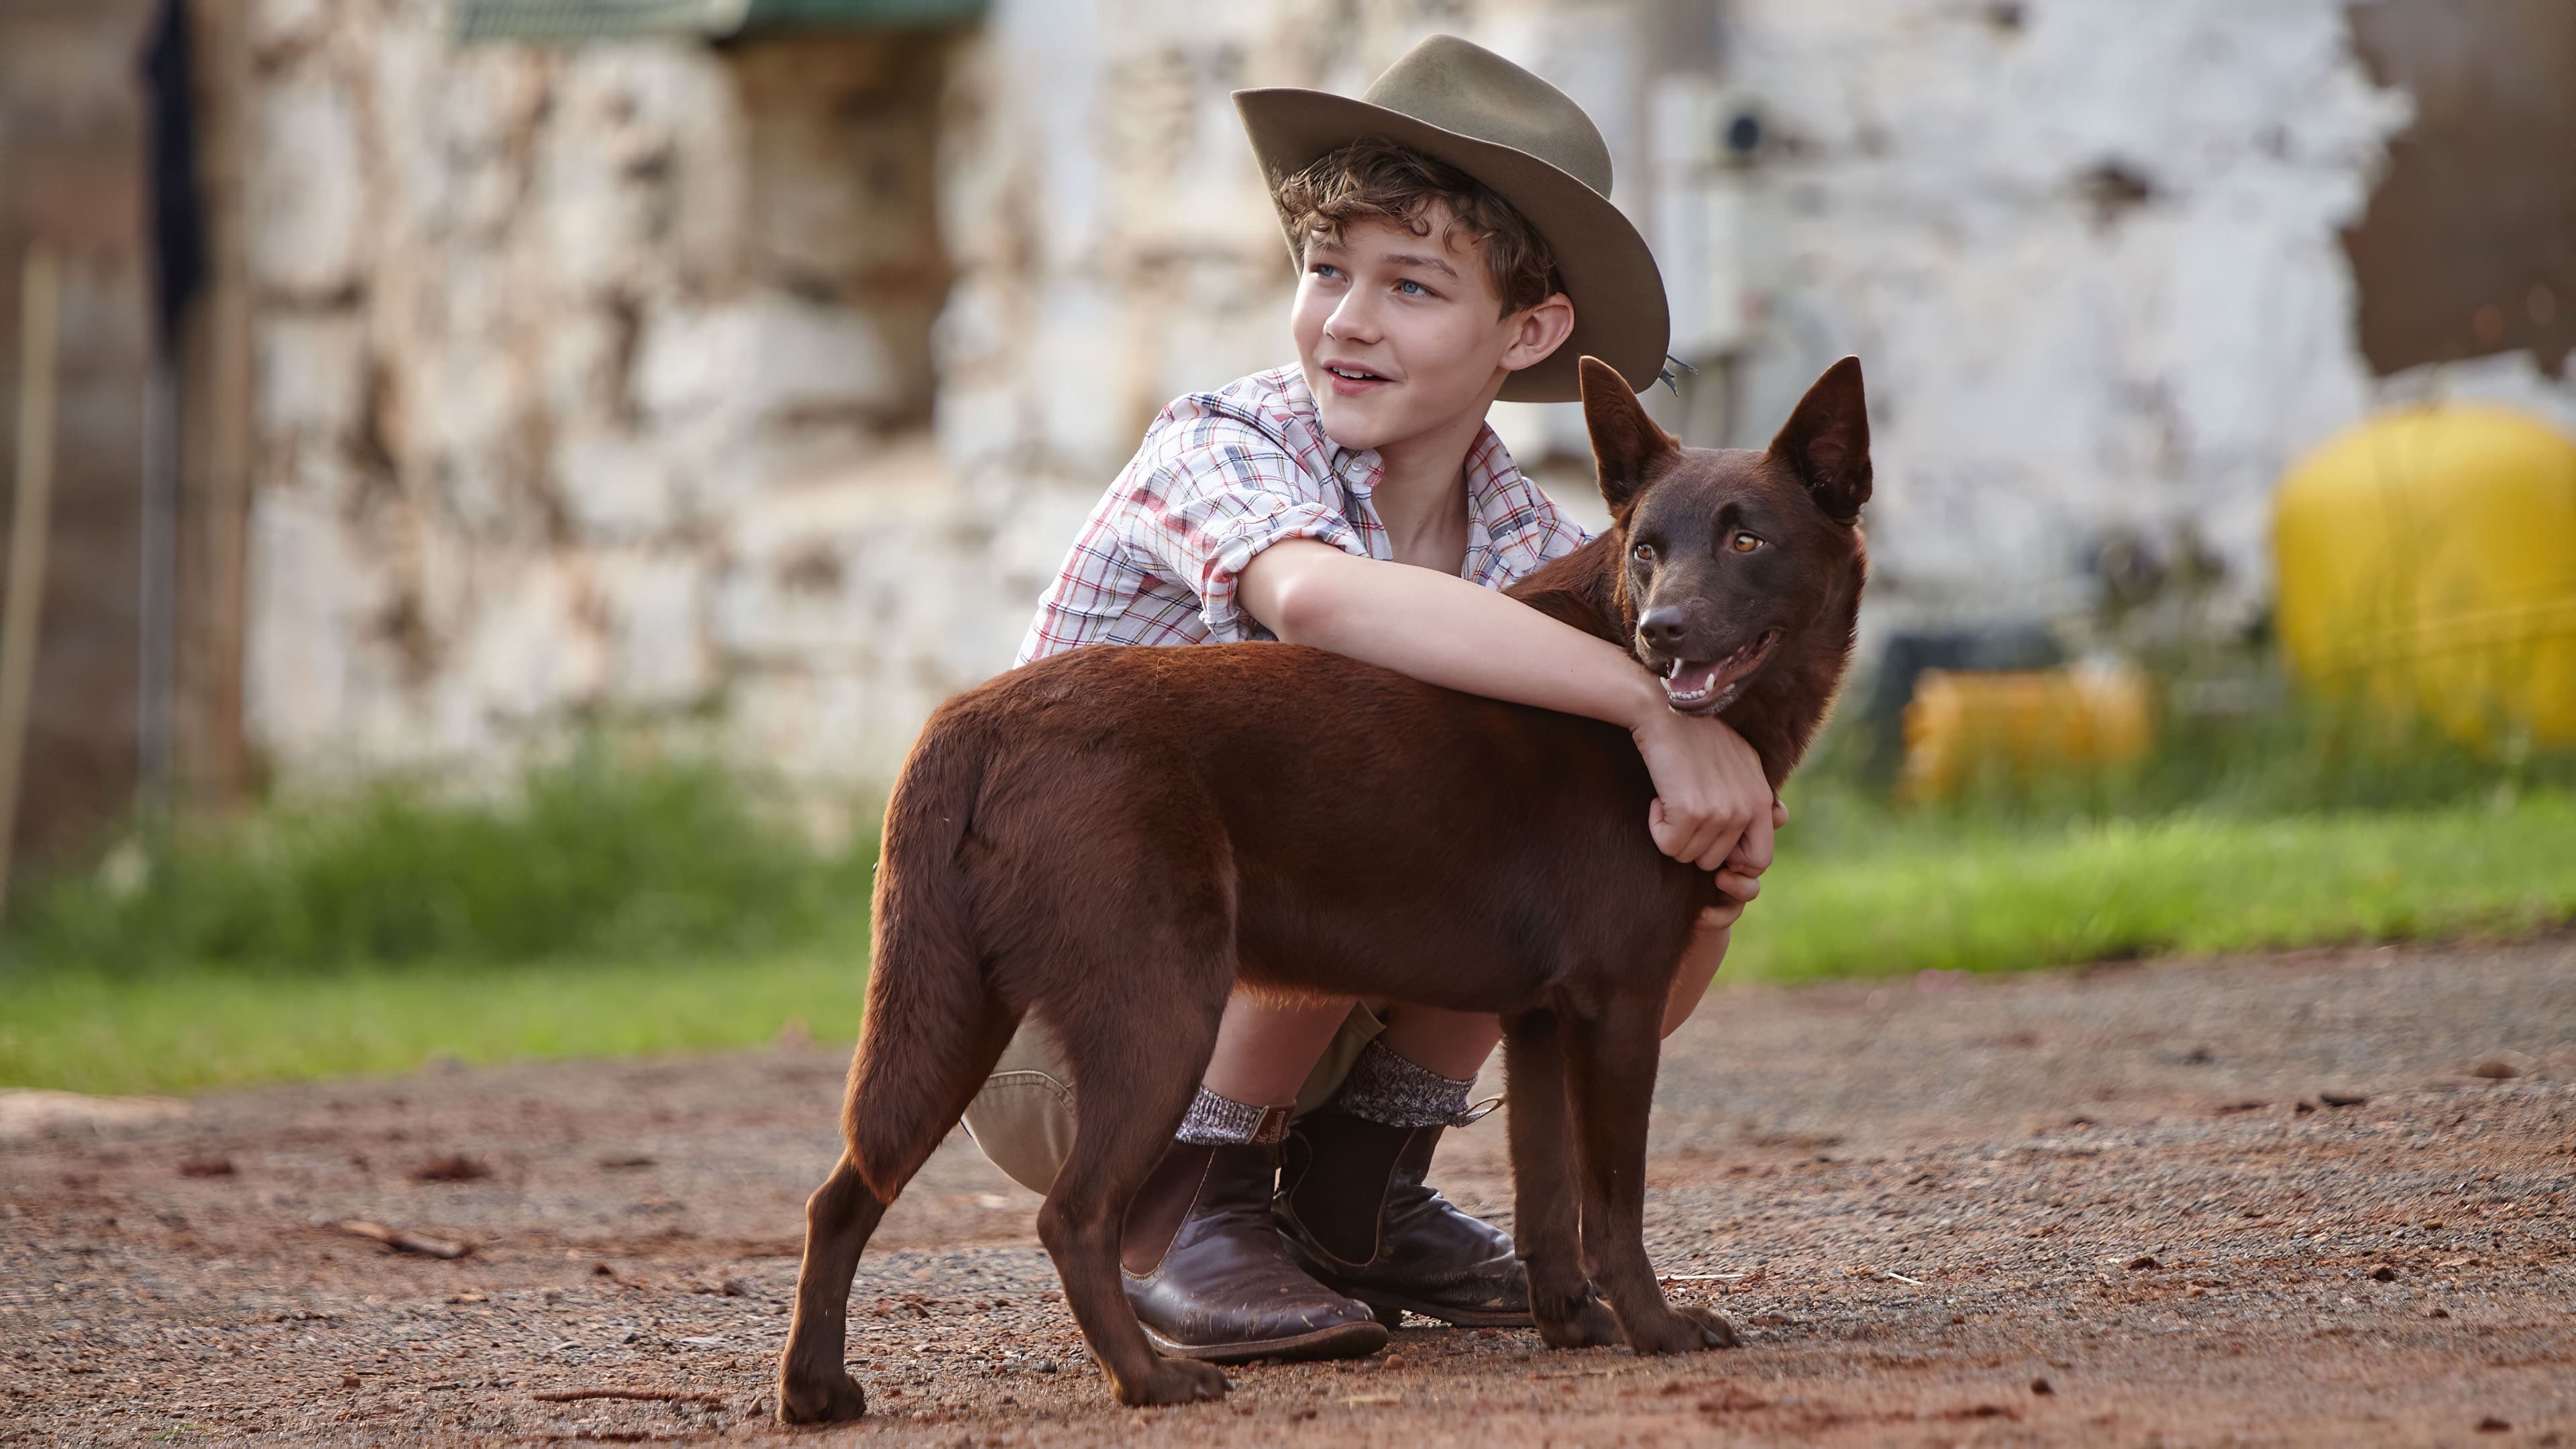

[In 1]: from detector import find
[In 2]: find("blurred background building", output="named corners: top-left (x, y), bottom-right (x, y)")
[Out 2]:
top-left (2, 0), bottom-right (2571, 862)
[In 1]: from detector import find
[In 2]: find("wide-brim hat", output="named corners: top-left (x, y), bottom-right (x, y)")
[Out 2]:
top-left (1234, 34), bottom-right (1668, 404)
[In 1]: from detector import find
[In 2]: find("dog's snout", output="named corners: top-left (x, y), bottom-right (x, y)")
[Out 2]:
top-left (1638, 606), bottom-right (1688, 651)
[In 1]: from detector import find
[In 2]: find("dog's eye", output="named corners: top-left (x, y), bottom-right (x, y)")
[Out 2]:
top-left (1631, 542), bottom-right (1656, 564)
top-left (1729, 532), bottom-right (1764, 554)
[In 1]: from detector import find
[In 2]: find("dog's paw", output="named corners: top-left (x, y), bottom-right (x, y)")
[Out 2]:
top-left (1534, 1285), bottom-right (1621, 1349)
top-left (775, 1368), bottom-right (868, 1423)
top-left (1678, 1304), bottom-right (1741, 1348)
top-left (1116, 1357), bottom-right (1230, 1407)
top-left (1619, 1304), bottom-right (1740, 1356)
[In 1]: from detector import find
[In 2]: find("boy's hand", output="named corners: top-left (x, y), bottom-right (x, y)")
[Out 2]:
top-left (1631, 707), bottom-right (1776, 874)
top-left (1707, 800), bottom-right (1786, 924)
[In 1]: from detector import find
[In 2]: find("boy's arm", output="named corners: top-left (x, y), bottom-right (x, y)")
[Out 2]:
top-left (1239, 539), bottom-right (1776, 877)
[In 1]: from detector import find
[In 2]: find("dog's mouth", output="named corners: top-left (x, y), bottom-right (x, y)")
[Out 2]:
top-left (1654, 631), bottom-right (1781, 714)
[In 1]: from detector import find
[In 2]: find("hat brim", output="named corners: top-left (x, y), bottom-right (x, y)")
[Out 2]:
top-left (1234, 87), bottom-right (1670, 405)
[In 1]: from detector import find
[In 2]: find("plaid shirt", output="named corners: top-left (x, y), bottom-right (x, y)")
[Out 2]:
top-left (1016, 366), bottom-right (1591, 663)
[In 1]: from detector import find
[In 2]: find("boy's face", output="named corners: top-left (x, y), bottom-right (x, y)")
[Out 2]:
top-left (1290, 209), bottom-right (1573, 457)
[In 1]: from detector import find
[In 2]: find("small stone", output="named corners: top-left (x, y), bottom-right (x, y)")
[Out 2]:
top-left (1949, 1313), bottom-right (1966, 1325)
top-left (2030, 1377), bottom-right (2054, 1395)
top-left (2421, 1219), bottom-right (2444, 1230)
top-left (1379, 1353), bottom-right (1407, 1371)
top-left (2424, 1304), bottom-right (2451, 1319)
top-left (340, 1374), bottom-right (361, 1389)
top-left (2477, 1416), bottom-right (2511, 1433)
top-left (2127, 1254), bottom-right (2161, 1271)
top-left (2368, 1265), bottom-right (2398, 1282)
top-left (2319, 1091), bottom-right (2369, 1108)
top-left (2186, 1286), bottom-right (2209, 1298)
top-left (411, 1154), bottom-right (490, 1183)
top-left (2469, 1057), bottom-right (2525, 1079)
top-left (178, 1156), bottom-right (237, 1178)
top-left (592, 1261), bottom-right (615, 1277)
top-left (2294, 1101), bottom-right (2316, 1114)
top-left (1033, 1360), bottom-right (1056, 1374)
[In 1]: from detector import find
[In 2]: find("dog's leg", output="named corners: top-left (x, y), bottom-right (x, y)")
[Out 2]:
top-left (1562, 997), bottom-right (1739, 1355)
top-left (778, 1008), bottom-right (1014, 1423)
top-left (1038, 1000), bottom-right (1232, 1409)
top-left (776, 1152), bottom-right (886, 1421)
top-left (1503, 1011), bottom-right (1620, 1348)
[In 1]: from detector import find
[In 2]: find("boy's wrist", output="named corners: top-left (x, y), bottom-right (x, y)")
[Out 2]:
top-left (1617, 670), bottom-right (1672, 735)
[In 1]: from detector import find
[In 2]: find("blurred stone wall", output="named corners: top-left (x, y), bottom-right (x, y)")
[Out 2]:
top-left (241, 0), bottom-right (975, 784)
top-left (235, 0), bottom-right (2569, 794)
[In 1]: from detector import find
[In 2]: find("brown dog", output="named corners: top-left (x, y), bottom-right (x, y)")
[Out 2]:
top-left (777, 354), bottom-right (1870, 1419)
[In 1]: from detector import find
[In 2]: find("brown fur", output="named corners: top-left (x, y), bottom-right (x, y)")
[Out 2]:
top-left (776, 356), bottom-right (1872, 1419)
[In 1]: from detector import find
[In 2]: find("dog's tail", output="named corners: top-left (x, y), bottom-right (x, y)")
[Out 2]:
top-left (840, 716), bottom-right (998, 1203)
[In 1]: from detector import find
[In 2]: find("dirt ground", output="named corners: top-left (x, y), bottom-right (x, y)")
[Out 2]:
top-left (5, 937), bottom-right (2573, 1448)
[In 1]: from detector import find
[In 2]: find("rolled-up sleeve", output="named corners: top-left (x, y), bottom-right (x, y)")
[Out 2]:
top-left (1137, 442), bottom-right (1368, 643)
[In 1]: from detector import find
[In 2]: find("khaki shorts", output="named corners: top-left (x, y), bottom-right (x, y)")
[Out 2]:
top-left (959, 1004), bottom-right (1387, 1195)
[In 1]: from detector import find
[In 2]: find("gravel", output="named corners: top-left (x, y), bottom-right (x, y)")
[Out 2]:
top-left (4, 935), bottom-right (2571, 1446)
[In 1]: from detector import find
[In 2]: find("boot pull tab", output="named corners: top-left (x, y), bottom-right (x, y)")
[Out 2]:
top-left (1450, 1095), bottom-right (1505, 1127)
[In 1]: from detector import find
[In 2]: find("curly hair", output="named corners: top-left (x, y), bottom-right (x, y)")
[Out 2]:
top-left (1271, 136), bottom-right (1564, 317)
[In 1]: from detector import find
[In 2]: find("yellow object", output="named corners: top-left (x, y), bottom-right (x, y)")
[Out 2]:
top-left (1899, 664), bottom-right (2155, 802)
top-left (2273, 405), bottom-right (2576, 747)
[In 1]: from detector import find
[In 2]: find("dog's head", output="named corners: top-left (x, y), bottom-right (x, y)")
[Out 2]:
top-left (1579, 355), bottom-right (1872, 716)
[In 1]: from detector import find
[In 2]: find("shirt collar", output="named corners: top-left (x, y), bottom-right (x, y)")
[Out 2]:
top-left (1277, 364), bottom-right (1546, 580)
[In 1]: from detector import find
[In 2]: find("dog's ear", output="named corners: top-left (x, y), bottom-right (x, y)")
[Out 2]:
top-left (1768, 356), bottom-right (1872, 525)
top-left (1579, 356), bottom-right (1678, 514)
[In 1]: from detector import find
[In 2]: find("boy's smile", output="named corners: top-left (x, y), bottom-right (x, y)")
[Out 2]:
top-left (1291, 210), bottom-right (1573, 462)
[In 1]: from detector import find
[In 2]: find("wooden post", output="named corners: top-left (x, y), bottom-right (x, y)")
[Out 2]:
top-left (0, 248), bottom-right (62, 920)
top-left (180, 0), bottom-right (255, 820)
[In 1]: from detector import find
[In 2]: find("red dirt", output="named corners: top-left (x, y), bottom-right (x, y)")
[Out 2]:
top-left (5, 937), bottom-right (2572, 1446)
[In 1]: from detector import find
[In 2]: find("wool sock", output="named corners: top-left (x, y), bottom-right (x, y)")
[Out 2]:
top-left (1174, 1085), bottom-right (1292, 1145)
top-left (1332, 1039), bottom-right (1477, 1128)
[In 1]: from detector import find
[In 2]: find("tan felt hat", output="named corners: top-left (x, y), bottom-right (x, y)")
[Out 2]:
top-left (1234, 34), bottom-right (1670, 404)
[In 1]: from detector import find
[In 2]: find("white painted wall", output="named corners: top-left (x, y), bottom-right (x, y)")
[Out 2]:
top-left (240, 0), bottom-right (2575, 792)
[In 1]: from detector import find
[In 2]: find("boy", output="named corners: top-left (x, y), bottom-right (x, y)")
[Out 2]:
top-left (959, 35), bottom-right (1779, 1363)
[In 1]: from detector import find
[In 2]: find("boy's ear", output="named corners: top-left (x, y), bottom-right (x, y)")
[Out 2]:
top-left (1767, 356), bottom-right (1872, 525)
top-left (1579, 356), bottom-right (1678, 513)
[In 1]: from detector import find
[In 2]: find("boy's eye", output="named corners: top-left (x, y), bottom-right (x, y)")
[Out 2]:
top-left (1631, 542), bottom-right (1656, 564)
top-left (1396, 279), bottom-right (1429, 296)
top-left (1729, 532), bottom-right (1764, 553)
top-left (1311, 263), bottom-right (1344, 280)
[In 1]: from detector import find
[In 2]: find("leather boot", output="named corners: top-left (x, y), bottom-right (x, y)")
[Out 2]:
top-left (1274, 1108), bottom-right (1532, 1328)
top-left (1120, 1139), bottom-right (1389, 1364)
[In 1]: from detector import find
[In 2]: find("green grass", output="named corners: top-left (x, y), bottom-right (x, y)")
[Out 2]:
top-left (3, 702), bottom-right (2570, 1099)
top-left (9, 791), bottom-right (2567, 1097)
top-left (9, 746), bottom-right (875, 973)
top-left (0, 746), bottom-right (879, 1094)
top-left (1731, 790), bottom-right (2576, 985)
top-left (0, 949), bottom-right (869, 1097)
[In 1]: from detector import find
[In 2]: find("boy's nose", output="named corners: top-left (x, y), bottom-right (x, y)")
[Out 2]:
top-left (1324, 295), bottom-right (1381, 343)
top-left (1638, 606), bottom-right (1688, 650)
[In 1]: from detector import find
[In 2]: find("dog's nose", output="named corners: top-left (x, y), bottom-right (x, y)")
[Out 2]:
top-left (1638, 606), bottom-right (1688, 651)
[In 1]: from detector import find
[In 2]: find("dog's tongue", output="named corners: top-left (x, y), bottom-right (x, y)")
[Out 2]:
top-left (1664, 659), bottom-right (1723, 701)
